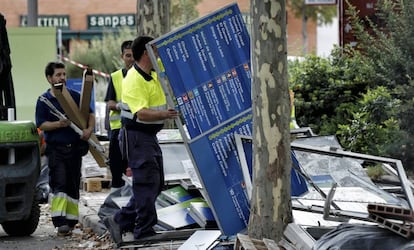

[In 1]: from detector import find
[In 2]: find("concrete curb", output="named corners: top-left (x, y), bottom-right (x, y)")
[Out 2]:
top-left (78, 192), bottom-right (109, 236)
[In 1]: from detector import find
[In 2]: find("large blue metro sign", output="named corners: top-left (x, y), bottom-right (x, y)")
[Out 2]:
top-left (151, 3), bottom-right (252, 235)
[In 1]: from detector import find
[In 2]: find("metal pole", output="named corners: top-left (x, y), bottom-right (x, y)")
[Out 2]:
top-left (27, 0), bottom-right (38, 27)
top-left (57, 29), bottom-right (62, 61)
top-left (338, 0), bottom-right (343, 47)
top-left (7, 108), bottom-right (15, 164)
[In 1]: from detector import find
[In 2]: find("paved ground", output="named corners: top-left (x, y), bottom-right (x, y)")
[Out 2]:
top-left (78, 190), bottom-right (109, 236)
top-left (77, 189), bottom-right (198, 250)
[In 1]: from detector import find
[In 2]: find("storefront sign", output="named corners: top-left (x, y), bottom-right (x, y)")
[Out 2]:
top-left (87, 14), bottom-right (135, 29)
top-left (20, 15), bottom-right (70, 29)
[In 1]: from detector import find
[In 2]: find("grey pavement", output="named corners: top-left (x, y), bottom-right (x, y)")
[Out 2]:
top-left (76, 189), bottom-right (214, 250)
top-left (78, 136), bottom-right (192, 237)
top-left (78, 189), bottom-right (109, 236)
top-left (76, 136), bottom-right (221, 248)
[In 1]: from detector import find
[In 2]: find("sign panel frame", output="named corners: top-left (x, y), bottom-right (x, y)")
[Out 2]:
top-left (148, 3), bottom-right (252, 236)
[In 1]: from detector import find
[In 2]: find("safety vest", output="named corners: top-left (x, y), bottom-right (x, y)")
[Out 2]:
top-left (109, 69), bottom-right (123, 130)
top-left (290, 105), bottom-right (299, 129)
top-left (120, 65), bottom-right (167, 133)
top-left (290, 89), bottom-right (299, 129)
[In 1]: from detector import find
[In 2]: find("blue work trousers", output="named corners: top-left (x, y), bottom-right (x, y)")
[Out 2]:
top-left (108, 128), bottom-right (128, 188)
top-left (46, 143), bottom-right (82, 227)
top-left (114, 129), bottom-right (164, 239)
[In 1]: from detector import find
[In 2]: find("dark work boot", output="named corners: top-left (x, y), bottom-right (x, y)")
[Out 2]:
top-left (103, 215), bottom-right (123, 244)
top-left (57, 225), bottom-right (72, 236)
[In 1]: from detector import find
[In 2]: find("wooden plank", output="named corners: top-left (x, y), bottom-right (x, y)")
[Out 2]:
top-left (80, 67), bottom-right (94, 120)
top-left (283, 223), bottom-right (315, 250)
top-left (235, 233), bottom-right (257, 250)
top-left (262, 238), bottom-right (280, 250)
top-left (251, 238), bottom-right (267, 250)
top-left (83, 177), bottom-right (111, 192)
top-left (89, 145), bottom-right (107, 167)
top-left (278, 238), bottom-right (296, 250)
top-left (82, 177), bottom-right (110, 192)
top-left (52, 83), bottom-right (107, 167)
top-left (53, 82), bottom-right (86, 129)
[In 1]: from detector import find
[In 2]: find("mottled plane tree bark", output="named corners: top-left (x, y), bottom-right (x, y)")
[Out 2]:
top-left (248, 0), bottom-right (293, 241)
top-left (136, 0), bottom-right (175, 128)
top-left (136, 0), bottom-right (170, 37)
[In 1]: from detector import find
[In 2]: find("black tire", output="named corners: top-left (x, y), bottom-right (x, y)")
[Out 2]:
top-left (1, 198), bottom-right (40, 236)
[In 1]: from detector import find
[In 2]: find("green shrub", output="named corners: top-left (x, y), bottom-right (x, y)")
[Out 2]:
top-left (337, 86), bottom-right (403, 157)
top-left (289, 0), bottom-right (414, 171)
top-left (289, 47), bottom-right (375, 135)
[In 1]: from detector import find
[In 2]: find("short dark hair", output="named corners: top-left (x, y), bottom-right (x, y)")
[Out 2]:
top-left (131, 36), bottom-right (154, 61)
top-left (45, 62), bottom-right (65, 78)
top-left (121, 40), bottom-right (133, 54)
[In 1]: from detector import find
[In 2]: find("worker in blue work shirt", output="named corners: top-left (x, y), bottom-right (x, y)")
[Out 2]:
top-left (104, 40), bottom-right (134, 192)
top-left (104, 36), bottom-right (178, 244)
top-left (35, 61), bottom-right (95, 236)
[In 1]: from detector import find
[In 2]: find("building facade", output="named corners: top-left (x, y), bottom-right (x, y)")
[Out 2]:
top-left (1, 0), bottom-right (317, 56)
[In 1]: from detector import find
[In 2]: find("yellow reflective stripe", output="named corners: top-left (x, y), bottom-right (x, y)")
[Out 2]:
top-left (109, 114), bottom-right (121, 121)
top-left (50, 192), bottom-right (79, 219)
top-left (149, 104), bottom-right (167, 111)
top-left (109, 118), bottom-right (121, 130)
top-left (136, 104), bottom-right (167, 124)
top-left (121, 104), bottom-right (167, 124)
top-left (109, 110), bottom-right (122, 129)
top-left (136, 118), bottom-right (164, 125)
top-left (51, 194), bottom-right (66, 215)
top-left (66, 200), bottom-right (79, 219)
top-left (121, 109), bottom-right (134, 119)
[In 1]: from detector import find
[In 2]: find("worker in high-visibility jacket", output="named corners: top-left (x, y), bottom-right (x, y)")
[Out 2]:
top-left (103, 36), bottom-right (178, 244)
top-left (290, 89), bottom-right (299, 129)
top-left (104, 40), bottom-right (134, 192)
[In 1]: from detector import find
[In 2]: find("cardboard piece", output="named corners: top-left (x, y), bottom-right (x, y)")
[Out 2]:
top-left (52, 82), bottom-right (107, 167)
top-left (53, 82), bottom-right (86, 128)
top-left (88, 145), bottom-right (107, 167)
top-left (80, 67), bottom-right (94, 119)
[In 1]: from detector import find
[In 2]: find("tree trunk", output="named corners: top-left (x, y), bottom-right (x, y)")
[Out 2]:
top-left (136, 0), bottom-right (175, 128)
top-left (136, 0), bottom-right (170, 37)
top-left (248, 0), bottom-right (293, 241)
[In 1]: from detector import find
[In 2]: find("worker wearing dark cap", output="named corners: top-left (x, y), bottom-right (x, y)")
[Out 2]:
top-left (104, 36), bottom-right (178, 244)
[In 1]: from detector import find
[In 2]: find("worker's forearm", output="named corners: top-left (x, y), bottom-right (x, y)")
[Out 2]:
top-left (107, 100), bottom-right (120, 111)
top-left (39, 120), bottom-right (70, 131)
